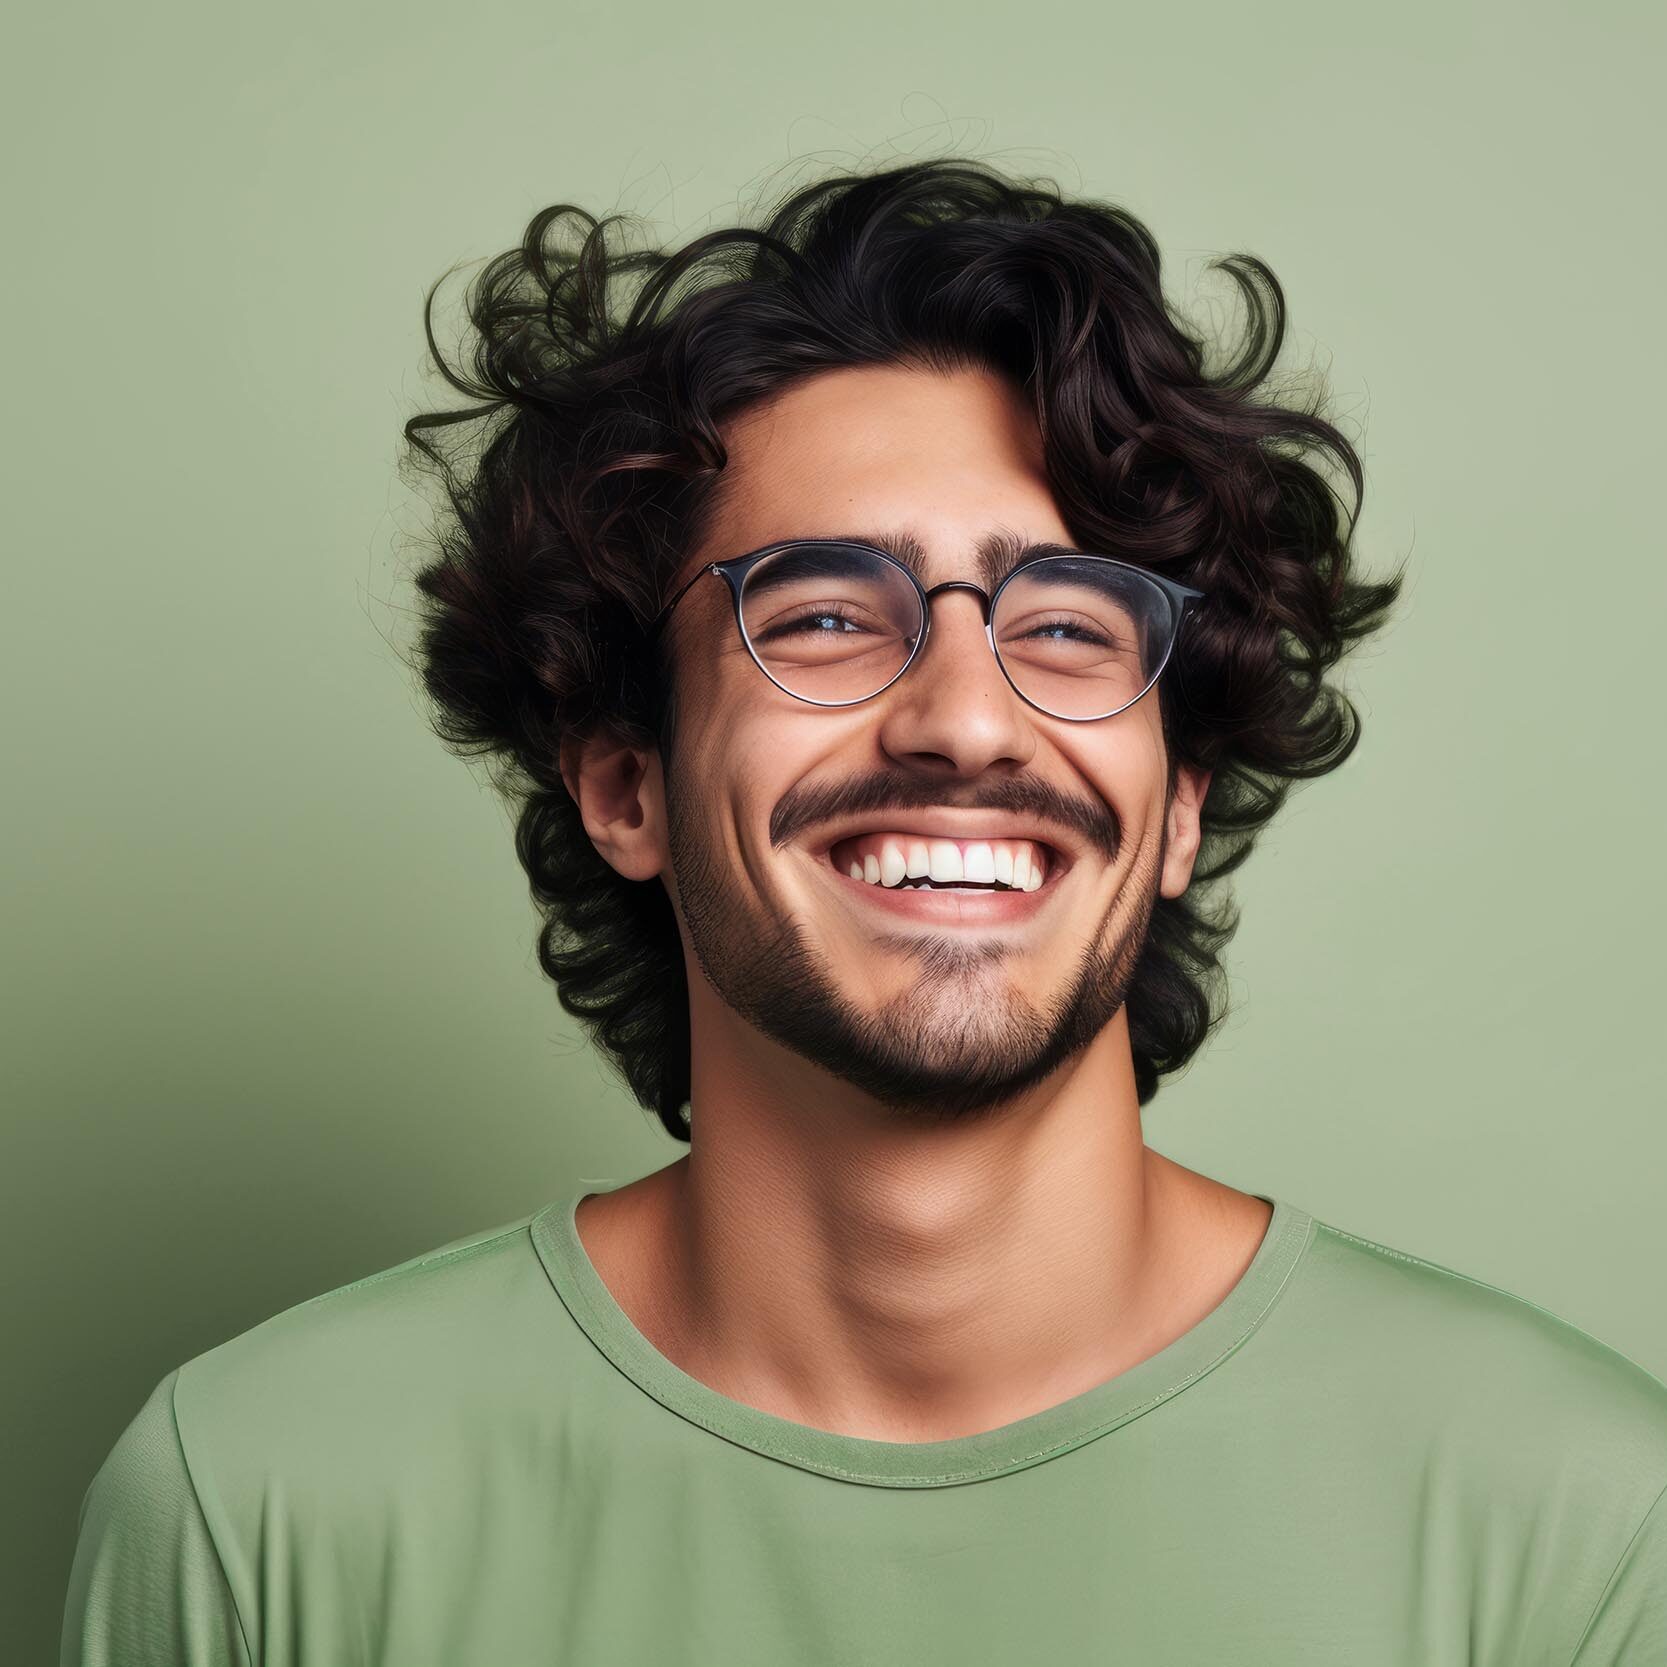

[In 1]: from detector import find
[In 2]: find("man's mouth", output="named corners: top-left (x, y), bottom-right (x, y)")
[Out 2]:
top-left (825, 832), bottom-right (1063, 894)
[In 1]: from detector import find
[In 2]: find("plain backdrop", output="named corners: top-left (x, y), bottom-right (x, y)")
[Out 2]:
top-left (5, 0), bottom-right (1662, 1654)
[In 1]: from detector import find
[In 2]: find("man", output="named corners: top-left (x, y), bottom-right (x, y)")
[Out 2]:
top-left (63, 159), bottom-right (1666, 1663)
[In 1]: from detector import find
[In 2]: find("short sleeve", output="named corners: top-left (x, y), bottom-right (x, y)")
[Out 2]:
top-left (1570, 1480), bottom-right (1667, 1664)
top-left (60, 1369), bottom-right (251, 1667)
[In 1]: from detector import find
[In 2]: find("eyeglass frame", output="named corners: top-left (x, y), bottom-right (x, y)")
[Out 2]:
top-left (647, 538), bottom-right (1206, 724)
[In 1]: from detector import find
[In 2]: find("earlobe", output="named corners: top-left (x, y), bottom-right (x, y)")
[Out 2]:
top-left (558, 730), bottom-right (667, 882)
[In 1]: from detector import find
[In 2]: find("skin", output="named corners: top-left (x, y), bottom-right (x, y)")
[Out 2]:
top-left (559, 361), bottom-right (1273, 1445)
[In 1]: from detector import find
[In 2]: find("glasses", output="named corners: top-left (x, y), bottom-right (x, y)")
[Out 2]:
top-left (649, 539), bottom-right (1204, 722)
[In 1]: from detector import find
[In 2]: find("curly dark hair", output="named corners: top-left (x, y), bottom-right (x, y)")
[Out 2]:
top-left (398, 156), bottom-right (1407, 1142)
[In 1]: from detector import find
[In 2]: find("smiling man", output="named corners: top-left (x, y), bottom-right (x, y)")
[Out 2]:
top-left (63, 159), bottom-right (1667, 1665)
top-left (567, 357), bottom-right (1253, 1449)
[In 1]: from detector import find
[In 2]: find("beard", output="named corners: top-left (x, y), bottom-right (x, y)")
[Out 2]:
top-left (663, 784), bottom-right (1163, 1125)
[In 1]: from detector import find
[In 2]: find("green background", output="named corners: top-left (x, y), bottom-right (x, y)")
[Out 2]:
top-left (6, 0), bottom-right (1662, 1654)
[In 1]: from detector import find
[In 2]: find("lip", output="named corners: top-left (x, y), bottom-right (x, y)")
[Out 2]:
top-left (810, 842), bottom-right (1069, 925)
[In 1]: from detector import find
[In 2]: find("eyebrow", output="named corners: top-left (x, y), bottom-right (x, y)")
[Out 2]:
top-left (834, 529), bottom-right (1084, 591)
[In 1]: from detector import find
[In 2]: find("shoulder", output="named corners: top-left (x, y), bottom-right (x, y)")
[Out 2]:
top-left (1303, 1214), bottom-right (1667, 1418)
top-left (169, 1206), bottom-right (570, 1500)
top-left (1296, 1211), bottom-right (1667, 1510)
top-left (175, 1205), bottom-right (556, 1385)
top-left (65, 1209), bottom-right (573, 1659)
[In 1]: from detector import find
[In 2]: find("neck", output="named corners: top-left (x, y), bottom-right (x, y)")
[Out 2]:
top-left (574, 1013), bottom-right (1270, 1444)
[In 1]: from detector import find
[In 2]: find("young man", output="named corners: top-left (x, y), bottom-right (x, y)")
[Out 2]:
top-left (63, 159), bottom-right (1667, 1663)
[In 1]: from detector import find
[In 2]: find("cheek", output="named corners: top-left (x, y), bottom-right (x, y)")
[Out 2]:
top-left (1066, 731), bottom-right (1169, 857)
top-left (683, 705), bottom-right (817, 841)
top-left (1077, 724), bottom-right (1163, 803)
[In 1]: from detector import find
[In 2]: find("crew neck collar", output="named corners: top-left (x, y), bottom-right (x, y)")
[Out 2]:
top-left (530, 1183), bottom-right (1315, 1489)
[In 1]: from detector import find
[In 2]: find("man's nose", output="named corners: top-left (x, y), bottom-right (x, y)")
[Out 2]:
top-left (873, 585), bottom-right (1038, 776)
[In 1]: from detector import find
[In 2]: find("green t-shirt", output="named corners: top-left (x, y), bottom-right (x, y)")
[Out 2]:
top-left (61, 1184), bottom-right (1667, 1665)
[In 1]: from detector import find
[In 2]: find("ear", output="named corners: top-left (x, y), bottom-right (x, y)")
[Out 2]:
top-left (1158, 763), bottom-right (1213, 899)
top-left (558, 728), bottom-right (669, 883)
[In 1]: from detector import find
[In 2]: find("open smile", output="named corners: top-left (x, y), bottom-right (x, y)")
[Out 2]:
top-left (813, 830), bottom-right (1072, 924)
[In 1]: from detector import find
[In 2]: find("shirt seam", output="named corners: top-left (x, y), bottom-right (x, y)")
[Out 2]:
top-left (167, 1367), bottom-right (258, 1667)
top-left (1566, 1475), bottom-right (1667, 1665)
top-left (1319, 1224), bottom-right (1658, 1363)
top-left (279, 1218), bottom-right (534, 1318)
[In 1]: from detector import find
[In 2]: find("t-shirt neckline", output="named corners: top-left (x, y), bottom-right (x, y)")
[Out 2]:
top-left (530, 1183), bottom-right (1315, 1489)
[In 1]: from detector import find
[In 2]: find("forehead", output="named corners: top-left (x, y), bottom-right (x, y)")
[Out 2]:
top-left (690, 362), bottom-right (1066, 581)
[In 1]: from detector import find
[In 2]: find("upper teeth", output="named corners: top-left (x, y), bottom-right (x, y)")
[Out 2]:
top-left (833, 834), bottom-right (1050, 892)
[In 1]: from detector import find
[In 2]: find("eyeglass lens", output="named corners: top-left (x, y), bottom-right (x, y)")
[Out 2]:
top-left (738, 543), bottom-right (1180, 719)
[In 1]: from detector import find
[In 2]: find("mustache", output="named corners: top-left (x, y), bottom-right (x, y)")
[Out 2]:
top-left (769, 772), bottom-right (1120, 863)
